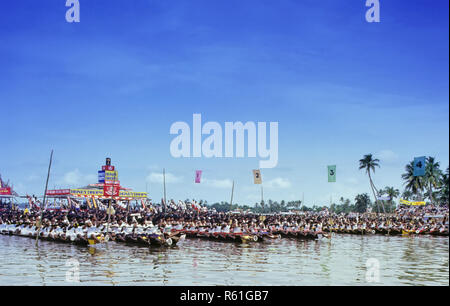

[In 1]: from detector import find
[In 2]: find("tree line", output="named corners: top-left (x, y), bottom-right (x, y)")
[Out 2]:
top-left (359, 154), bottom-right (448, 213)
top-left (200, 154), bottom-right (448, 214)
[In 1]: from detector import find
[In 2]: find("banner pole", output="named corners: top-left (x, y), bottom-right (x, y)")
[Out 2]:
top-left (106, 198), bottom-right (112, 236)
top-left (261, 185), bottom-right (264, 211)
top-left (230, 180), bottom-right (234, 211)
top-left (36, 150), bottom-right (53, 246)
top-left (163, 168), bottom-right (167, 214)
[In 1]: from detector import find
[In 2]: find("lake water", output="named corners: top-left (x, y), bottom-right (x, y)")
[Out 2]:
top-left (0, 234), bottom-right (448, 286)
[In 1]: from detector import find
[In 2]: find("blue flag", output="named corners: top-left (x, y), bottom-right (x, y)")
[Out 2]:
top-left (413, 156), bottom-right (426, 177)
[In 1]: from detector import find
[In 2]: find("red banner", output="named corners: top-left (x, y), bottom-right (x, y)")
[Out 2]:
top-left (88, 181), bottom-right (120, 187)
top-left (103, 184), bottom-right (120, 197)
top-left (102, 165), bottom-right (115, 171)
top-left (46, 189), bottom-right (71, 196)
top-left (104, 180), bottom-right (120, 185)
top-left (0, 187), bottom-right (11, 195)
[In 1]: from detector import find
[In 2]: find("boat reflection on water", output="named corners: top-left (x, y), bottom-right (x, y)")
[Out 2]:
top-left (0, 234), bottom-right (448, 285)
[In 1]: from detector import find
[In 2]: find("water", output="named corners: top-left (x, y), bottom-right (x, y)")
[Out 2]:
top-left (0, 234), bottom-right (448, 286)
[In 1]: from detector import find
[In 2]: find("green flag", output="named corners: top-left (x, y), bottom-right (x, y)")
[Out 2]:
top-left (328, 165), bottom-right (336, 182)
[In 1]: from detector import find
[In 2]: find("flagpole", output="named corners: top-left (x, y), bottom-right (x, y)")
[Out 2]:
top-left (230, 180), bottom-right (234, 212)
top-left (106, 197), bottom-right (112, 236)
top-left (163, 168), bottom-right (167, 214)
top-left (36, 150), bottom-right (53, 246)
top-left (261, 185), bottom-right (264, 211)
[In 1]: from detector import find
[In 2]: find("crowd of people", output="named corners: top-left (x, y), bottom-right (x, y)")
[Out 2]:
top-left (0, 199), bottom-right (448, 247)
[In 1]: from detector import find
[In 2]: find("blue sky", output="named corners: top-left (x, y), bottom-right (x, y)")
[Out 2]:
top-left (0, 0), bottom-right (448, 206)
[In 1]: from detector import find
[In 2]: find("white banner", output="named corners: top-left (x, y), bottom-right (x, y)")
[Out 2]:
top-left (377, 195), bottom-right (391, 201)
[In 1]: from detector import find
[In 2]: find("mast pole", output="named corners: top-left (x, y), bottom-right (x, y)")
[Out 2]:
top-left (36, 150), bottom-right (53, 246)
top-left (230, 180), bottom-right (235, 211)
top-left (163, 168), bottom-right (167, 214)
top-left (260, 185), bottom-right (265, 213)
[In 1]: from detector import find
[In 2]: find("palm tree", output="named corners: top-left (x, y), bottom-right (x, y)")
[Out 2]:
top-left (383, 186), bottom-right (400, 212)
top-left (438, 167), bottom-right (449, 206)
top-left (359, 154), bottom-right (384, 213)
top-left (425, 157), bottom-right (442, 205)
top-left (402, 161), bottom-right (425, 199)
top-left (354, 193), bottom-right (371, 213)
top-left (402, 190), bottom-right (413, 201)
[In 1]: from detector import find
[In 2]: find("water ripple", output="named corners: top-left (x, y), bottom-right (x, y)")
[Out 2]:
top-left (0, 234), bottom-right (448, 285)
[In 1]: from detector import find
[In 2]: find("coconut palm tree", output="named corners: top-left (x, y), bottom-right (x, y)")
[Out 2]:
top-left (383, 186), bottom-right (400, 212)
top-left (402, 190), bottom-right (413, 201)
top-left (354, 193), bottom-right (371, 213)
top-left (425, 157), bottom-right (442, 205)
top-left (359, 154), bottom-right (384, 213)
top-left (438, 167), bottom-right (449, 206)
top-left (402, 160), bottom-right (425, 199)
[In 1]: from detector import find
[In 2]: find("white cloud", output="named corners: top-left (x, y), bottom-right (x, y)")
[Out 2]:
top-left (26, 174), bottom-right (40, 182)
top-left (146, 164), bottom-right (160, 171)
top-left (12, 182), bottom-right (25, 194)
top-left (246, 193), bottom-right (261, 203)
top-left (146, 172), bottom-right (182, 184)
top-left (203, 178), bottom-right (233, 189)
top-left (265, 177), bottom-right (292, 189)
top-left (377, 150), bottom-right (399, 163)
top-left (60, 169), bottom-right (96, 187)
top-left (344, 177), bottom-right (359, 185)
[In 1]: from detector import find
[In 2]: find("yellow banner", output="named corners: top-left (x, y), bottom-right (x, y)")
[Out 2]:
top-left (119, 191), bottom-right (147, 198)
top-left (399, 199), bottom-right (426, 206)
top-left (92, 197), bottom-right (98, 209)
top-left (70, 188), bottom-right (147, 198)
top-left (86, 197), bottom-right (92, 209)
top-left (71, 189), bottom-right (104, 197)
top-left (105, 170), bottom-right (118, 181)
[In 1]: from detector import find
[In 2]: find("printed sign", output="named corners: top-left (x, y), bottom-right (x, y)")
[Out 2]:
top-left (103, 184), bottom-right (120, 198)
top-left (119, 191), bottom-right (147, 198)
top-left (253, 169), bottom-right (262, 184)
top-left (399, 199), bottom-right (426, 206)
top-left (413, 156), bottom-right (426, 177)
top-left (98, 170), bottom-right (105, 183)
top-left (70, 189), bottom-right (147, 199)
top-left (46, 189), bottom-right (71, 196)
top-left (99, 170), bottom-right (118, 183)
top-left (195, 170), bottom-right (202, 183)
top-left (104, 180), bottom-right (120, 185)
top-left (71, 189), bottom-right (104, 197)
top-left (328, 165), bottom-right (336, 182)
top-left (104, 170), bottom-right (118, 181)
top-left (0, 187), bottom-right (12, 195)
